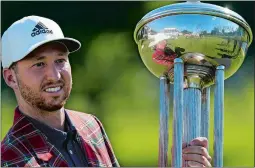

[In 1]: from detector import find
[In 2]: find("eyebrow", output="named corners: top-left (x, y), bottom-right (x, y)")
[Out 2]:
top-left (32, 53), bottom-right (68, 61)
top-left (35, 56), bottom-right (46, 61)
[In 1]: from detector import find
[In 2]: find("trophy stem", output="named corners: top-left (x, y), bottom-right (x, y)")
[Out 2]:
top-left (159, 76), bottom-right (170, 167)
top-left (214, 65), bottom-right (225, 167)
top-left (183, 88), bottom-right (202, 140)
top-left (201, 87), bottom-right (210, 151)
top-left (183, 87), bottom-right (201, 167)
top-left (172, 58), bottom-right (184, 167)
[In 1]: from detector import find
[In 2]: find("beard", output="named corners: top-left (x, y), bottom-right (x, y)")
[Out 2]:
top-left (16, 76), bottom-right (72, 112)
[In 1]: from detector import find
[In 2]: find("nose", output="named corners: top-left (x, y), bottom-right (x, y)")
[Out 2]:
top-left (45, 64), bottom-right (61, 82)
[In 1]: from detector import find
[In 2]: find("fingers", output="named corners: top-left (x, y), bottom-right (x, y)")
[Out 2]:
top-left (180, 137), bottom-right (211, 167)
top-left (183, 153), bottom-right (212, 167)
top-left (182, 146), bottom-right (211, 162)
top-left (187, 161), bottom-right (205, 167)
top-left (190, 137), bottom-right (208, 148)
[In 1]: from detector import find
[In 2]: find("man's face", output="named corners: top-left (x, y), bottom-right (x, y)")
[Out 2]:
top-left (14, 42), bottom-right (72, 111)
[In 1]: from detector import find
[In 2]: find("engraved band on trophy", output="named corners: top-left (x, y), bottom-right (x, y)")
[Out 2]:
top-left (134, 1), bottom-right (253, 167)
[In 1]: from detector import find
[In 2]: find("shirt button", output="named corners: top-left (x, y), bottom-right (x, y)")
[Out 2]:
top-left (69, 150), bottom-right (73, 154)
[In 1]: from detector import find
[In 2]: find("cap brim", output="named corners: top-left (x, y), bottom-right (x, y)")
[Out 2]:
top-left (5, 37), bottom-right (81, 68)
top-left (27, 37), bottom-right (81, 56)
top-left (53, 37), bottom-right (81, 53)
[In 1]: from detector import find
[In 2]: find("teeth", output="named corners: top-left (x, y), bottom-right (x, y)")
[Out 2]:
top-left (45, 87), bottom-right (61, 93)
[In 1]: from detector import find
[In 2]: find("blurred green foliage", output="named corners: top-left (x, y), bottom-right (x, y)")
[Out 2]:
top-left (1, 1), bottom-right (254, 167)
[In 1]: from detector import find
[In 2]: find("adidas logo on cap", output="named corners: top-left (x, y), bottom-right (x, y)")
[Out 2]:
top-left (31, 21), bottom-right (53, 37)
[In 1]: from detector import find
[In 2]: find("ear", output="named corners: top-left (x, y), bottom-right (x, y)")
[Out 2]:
top-left (3, 68), bottom-right (19, 90)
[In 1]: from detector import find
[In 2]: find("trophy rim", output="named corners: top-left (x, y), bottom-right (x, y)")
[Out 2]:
top-left (134, 2), bottom-right (253, 46)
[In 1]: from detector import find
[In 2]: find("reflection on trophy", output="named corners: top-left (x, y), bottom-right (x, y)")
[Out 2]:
top-left (134, 1), bottom-right (252, 167)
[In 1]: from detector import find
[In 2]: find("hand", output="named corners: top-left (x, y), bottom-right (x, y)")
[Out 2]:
top-left (182, 137), bottom-right (212, 167)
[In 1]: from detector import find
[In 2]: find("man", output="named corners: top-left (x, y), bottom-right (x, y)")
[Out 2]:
top-left (1, 15), bottom-right (211, 167)
top-left (152, 40), bottom-right (176, 66)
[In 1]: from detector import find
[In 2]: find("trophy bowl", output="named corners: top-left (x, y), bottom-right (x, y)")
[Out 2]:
top-left (134, 1), bottom-right (253, 88)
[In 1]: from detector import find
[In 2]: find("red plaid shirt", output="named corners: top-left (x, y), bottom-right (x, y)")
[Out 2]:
top-left (1, 108), bottom-right (119, 167)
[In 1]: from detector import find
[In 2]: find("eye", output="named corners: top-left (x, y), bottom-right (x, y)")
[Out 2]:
top-left (33, 62), bottom-right (45, 68)
top-left (55, 59), bottom-right (66, 64)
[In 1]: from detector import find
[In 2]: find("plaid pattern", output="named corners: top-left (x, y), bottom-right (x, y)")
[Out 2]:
top-left (1, 108), bottom-right (119, 167)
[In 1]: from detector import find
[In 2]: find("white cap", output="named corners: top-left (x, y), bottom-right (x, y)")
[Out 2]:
top-left (1, 15), bottom-right (81, 68)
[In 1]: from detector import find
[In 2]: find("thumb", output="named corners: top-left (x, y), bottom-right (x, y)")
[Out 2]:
top-left (190, 137), bottom-right (208, 148)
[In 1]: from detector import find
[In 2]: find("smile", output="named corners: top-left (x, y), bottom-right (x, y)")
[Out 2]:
top-left (44, 86), bottom-right (62, 93)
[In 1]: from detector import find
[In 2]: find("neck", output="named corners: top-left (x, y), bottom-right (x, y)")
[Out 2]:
top-left (18, 102), bottom-right (65, 131)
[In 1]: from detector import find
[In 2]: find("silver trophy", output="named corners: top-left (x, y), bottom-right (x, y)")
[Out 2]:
top-left (134, 1), bottom-right (252, 167)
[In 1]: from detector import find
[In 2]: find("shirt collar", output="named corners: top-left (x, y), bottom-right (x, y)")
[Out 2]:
top-left (17, 108), bottom-right (77, 147)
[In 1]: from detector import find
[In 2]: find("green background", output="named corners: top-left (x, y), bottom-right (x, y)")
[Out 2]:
top-left (1, 1), bottom-right (254, 166)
